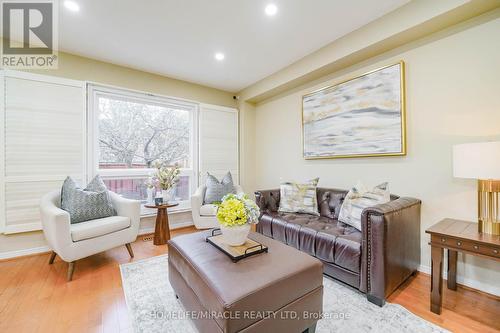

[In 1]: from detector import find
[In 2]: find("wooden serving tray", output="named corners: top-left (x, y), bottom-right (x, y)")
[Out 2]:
top-left (206, 229), bottom-right (268, 262)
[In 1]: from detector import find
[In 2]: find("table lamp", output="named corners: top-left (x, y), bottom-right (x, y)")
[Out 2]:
top-left (453, 141), bottom-right (500, 235)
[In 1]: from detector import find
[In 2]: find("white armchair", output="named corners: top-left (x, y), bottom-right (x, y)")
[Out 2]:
top-left (191, 185), bottom-right (244, 229)
top-left (40, 190), bottom-right (141, 281)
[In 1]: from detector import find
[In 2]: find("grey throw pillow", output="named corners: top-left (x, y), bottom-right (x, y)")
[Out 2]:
top-left (203, 172), bottom-right (235, 204)
top-left (61, 175), bottom-right (116, 224)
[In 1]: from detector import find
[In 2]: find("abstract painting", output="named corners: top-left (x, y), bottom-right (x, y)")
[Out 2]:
top-left (302, 62), bottom-right (406, 159)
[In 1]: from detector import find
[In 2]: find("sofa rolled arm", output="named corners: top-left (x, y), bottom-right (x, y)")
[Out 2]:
top-left (360, 197), bottom-right (421, 306)
top-left (254, 189), bottom-right (281, 213)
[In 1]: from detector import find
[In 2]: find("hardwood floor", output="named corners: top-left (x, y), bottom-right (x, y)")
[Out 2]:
top-left (388, 272), bottom-right (500, 333)
top-left (0, 227), bottom-right (498, 333)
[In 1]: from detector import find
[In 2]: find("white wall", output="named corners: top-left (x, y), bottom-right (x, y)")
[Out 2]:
top-left (239, 101), bottom-right (257, 195)
top-left (252, 17), bottom-right (500, 295)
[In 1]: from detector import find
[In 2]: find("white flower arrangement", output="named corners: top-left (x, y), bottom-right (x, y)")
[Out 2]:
top-left (150, 160), bottom-right (181, 190)
top-left (145, 176), bottom-right (155, 189)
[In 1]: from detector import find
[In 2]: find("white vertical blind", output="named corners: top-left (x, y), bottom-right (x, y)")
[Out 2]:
top-left (0, 71), bottom-right (86, 234)
top-left (199, 104), bottom-right (239, 185)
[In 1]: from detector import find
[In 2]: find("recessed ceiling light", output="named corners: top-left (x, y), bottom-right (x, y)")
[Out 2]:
top-left (265, 3), bottom-right (278, 16)
top-left (64, 1), bottom-right (80, 12)
top-left (215, 52), bottom-right (225, 61)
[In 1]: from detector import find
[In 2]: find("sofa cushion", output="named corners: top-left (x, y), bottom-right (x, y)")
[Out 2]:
top-left (260, 211), bottom-right (362, 273)
top-left (70, 216), bottom-right (130, 242)
top-left (334, 234), bottom-right (362, 273)
top-left (199, 204), bottom-right (218, 216)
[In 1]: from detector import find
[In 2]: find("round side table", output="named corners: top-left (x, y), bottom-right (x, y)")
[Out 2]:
top-left (144, 203), bottom-right (179, 245)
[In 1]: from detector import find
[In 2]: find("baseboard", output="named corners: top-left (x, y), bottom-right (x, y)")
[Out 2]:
top-left (0, 245), bottom-right (51, 261)
top-left (418, 264), bottom-right (500, 297)
top-left (3, 222), bottom-right (43, 234)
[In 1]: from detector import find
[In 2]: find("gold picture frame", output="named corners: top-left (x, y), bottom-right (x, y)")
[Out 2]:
top-left (302, 61), bottom-right (406, 159)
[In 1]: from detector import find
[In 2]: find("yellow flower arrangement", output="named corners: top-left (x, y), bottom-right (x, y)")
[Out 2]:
top-left (216, 197), bottom-right (248, 227)
top-left (216, 193), bottom-right (260, 227)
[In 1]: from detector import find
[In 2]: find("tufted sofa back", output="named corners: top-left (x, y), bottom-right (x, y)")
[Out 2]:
top-left (316, 188), bottom-right (348, 219)
top-left (255, 187), bottom-right (400, 219)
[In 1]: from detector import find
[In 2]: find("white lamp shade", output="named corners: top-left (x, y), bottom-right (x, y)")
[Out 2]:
top-left (453, 141), bottom-right (500, 180)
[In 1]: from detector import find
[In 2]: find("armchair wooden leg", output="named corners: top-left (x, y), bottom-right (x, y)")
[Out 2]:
top-left (48, 251), bottom-right (56, 265)
top-left (67, 262), bottom-right (75, 281)
top-left (125, 243), bottom-right (134, 258)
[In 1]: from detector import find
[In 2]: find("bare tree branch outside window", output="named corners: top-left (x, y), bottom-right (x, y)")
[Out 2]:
top-left (98, 97), bottom-right (190, 169)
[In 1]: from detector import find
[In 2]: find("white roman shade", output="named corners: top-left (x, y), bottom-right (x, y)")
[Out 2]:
top-left (0, 71), bottom-right (86, 234)
top-left (199, 104), bottom-right (239, 185)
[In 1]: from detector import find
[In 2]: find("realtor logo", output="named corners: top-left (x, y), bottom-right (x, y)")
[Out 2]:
top-left (1, 0), bottom-right (58, 68)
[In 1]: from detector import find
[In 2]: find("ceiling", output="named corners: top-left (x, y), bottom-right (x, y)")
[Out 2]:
top-left (54, 1), bottom-right (409, 91)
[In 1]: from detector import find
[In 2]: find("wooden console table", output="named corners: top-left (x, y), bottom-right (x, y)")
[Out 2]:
top-left (144, 203), bottom-right (179, 245)
top-left (426, 219), bottom-right (500, 314)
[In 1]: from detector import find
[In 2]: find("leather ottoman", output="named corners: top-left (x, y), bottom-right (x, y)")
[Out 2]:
top-left (168, 231), bottom-right (323, 333)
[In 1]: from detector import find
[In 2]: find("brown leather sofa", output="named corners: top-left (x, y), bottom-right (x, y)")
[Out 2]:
top-left (255, 188), bottom-right (421, 306)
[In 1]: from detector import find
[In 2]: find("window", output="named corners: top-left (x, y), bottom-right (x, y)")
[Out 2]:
top-left (88, 85), bottom-right (198, 213)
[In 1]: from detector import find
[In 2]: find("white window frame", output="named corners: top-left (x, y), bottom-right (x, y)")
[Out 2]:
top-left (87, 84), bottom-right (199, 215)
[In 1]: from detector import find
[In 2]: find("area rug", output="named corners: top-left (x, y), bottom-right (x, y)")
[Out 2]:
top-left (120, 255), bottom-right (448, 333)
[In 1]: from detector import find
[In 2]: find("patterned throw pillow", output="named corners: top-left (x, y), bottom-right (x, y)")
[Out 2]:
top-left (61, 175), bottom-right (116, 224)
top-left (203, 172), bottom-right (235, 204)
top-left (338, 182), bottom-right (390, 230)
top-left (278, 178), bottom-right (320, 216)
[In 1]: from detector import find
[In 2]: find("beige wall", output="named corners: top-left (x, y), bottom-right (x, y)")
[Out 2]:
top-left (251, 17), bottom-right (500, 295)
top-left (238, 101), bottom-right (257, 195)
top-left (0, 37), bottom-right (237, 106)
top-left (0, 50), bottom-right (236, 257)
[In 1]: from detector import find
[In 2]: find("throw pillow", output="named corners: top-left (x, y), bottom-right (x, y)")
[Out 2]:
top-left (278, 178), bottom-right (320, 216)
top-left (338, 181), bottom-right (390, 230)
top-left (61, 175), bottom-right (117, 224)
top-left (85, 175), bottom-right (109, 192)
top-left (203, 172), bottom-right (235, 204)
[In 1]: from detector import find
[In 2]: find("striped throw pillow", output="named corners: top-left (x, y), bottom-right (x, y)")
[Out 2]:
top-left (338, 182), bottom-right (390, 230)
top-left (278, 178), bottom-right (320, 216)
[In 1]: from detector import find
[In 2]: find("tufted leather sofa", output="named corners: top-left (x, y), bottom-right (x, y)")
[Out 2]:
top-left (255, 187), bottom-right (421, 306)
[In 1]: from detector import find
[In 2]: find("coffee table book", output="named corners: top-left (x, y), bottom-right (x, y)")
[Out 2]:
top-left (205, 229), bottom-right (268, 262)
